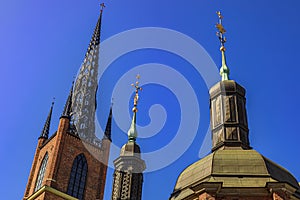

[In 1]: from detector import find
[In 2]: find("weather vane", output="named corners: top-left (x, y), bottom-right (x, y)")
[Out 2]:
top-left (216, 11), bottom-right (227, 52)
top-left (216, 11), bottom-right (230, 81)
top-left (131, 74), bottom-right (142, 113)
top-left (100, 3), bottom-right (106, 12)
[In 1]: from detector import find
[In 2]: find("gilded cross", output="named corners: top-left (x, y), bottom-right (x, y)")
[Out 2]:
top-left (216, 11), bottom-right (227, 51)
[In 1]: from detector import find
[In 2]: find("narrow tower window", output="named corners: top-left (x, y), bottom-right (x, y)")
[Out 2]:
top-left (34, 152), bottom-right (49, 192)
top-left (67, 154), bottom-right (88, 200)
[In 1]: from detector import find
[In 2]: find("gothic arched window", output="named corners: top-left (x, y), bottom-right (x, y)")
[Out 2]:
top-left (34, 152), bottom-right (49, 192)
top-left (67, 154), bottom-right (88, 200)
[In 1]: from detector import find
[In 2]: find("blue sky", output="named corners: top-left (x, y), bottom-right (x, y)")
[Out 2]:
top-left (1, 0), bottom-right (300, 199)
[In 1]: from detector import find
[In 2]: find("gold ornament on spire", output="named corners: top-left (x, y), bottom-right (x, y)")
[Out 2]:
top-left (131, 74), bottom-right (142, 113)
top-left (127, 74), bottom-right (142, 141)
top-left (216, 11), bottom-right (227, 52)
top-left (216, 11), bottom-right (230, 81)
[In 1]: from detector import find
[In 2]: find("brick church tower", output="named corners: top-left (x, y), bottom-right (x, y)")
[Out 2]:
top-left (23, 4), bottom-right (112, 200)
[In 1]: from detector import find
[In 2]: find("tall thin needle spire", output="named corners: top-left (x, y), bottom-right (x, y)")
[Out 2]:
top-left (71, 3), bottom-right (106, 143)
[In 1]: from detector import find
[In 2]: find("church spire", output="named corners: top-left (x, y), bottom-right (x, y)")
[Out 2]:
top-left (128, 74), bottom-right (142, 142)
top-left (85, 3), bottom-right (105, 57)
top-left (216, 11), bottom-right (230, 81)
top-left (39, 100), bottom-right (54, 139)
top-left (71, 3), bottom-right (105, 143)
top-left (210, 12), bottom-right (250, 151)
top-left (61, 81), bottom-right (73, 119)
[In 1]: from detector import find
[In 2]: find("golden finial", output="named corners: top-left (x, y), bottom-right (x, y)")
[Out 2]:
top-left (127, 74), bottom-right (142, 142)
top-left (216, 11), bottom-right (226, 52)
top-left (216, 11), bottom-right (230, 81)
top-left (131, 74), bottom-right (142, 112)
top-left (100, 3), bottom-right (106, 12)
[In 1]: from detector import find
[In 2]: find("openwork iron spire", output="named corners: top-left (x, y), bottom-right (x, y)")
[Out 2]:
top-left (39, 100), bottom-right (54, 139)
top-left (128, 75), bottom-right (142, 142)
top-left (72, 4), bottom-right (105, 144)
top-left (216, 11), bottom-right (230, 81)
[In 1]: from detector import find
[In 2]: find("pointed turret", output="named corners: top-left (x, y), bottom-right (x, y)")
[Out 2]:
top-left (72, 3), bottom-right (105, 144)
top-left (61, 82), bottom-right (73, 119)
top-left (103, 106), bottom-right (112, 141)
top-left (39, 101), bottom-right (54, 139)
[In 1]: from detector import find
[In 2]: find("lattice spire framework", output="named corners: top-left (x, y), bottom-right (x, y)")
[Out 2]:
top-left (71, 5), bottom-right (105, 145)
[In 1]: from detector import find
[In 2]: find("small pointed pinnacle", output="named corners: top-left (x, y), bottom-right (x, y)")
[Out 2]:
top-left (61, 81), bottom-right (74, 118)
top-left (104, 106), bottom-right (112, 141)
top-left (39, 100), bottom-right (55, 139)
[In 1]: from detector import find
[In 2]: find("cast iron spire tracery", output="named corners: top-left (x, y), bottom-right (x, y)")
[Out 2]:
top-left (71, 4), bottom-right (105, 145)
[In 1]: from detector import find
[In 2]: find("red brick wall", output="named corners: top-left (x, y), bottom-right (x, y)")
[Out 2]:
top-left (23, 117), bottom-right (111, 200)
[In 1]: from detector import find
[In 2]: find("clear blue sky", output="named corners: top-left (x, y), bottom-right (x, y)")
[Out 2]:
top-left (1, 0), bottom-right (300, 199)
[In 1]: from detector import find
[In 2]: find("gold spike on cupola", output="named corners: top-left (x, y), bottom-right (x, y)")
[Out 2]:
top-left (127, 74), bottom-right (142, 142)
top-left (216, 11), bottom-right (230, 81)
